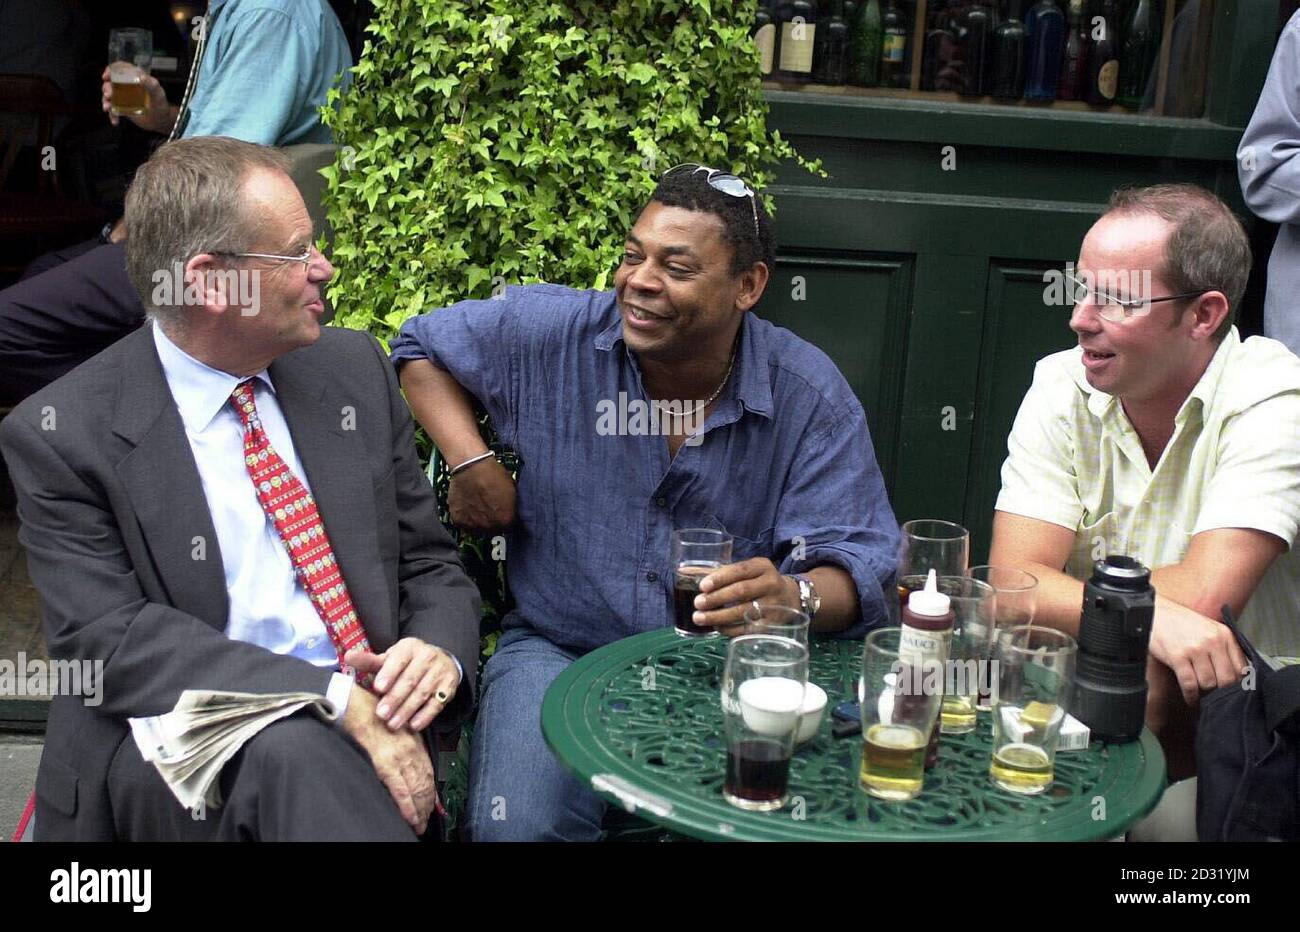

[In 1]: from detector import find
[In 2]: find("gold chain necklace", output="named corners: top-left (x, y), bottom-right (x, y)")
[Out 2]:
top-left (651, 345), bottom-right (738, 418)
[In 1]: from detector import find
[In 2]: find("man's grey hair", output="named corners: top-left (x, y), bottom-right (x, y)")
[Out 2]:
top-left (1103, 183), bottom-right (1251, 341)
top-left (123, 136), bottom-right (292, 333)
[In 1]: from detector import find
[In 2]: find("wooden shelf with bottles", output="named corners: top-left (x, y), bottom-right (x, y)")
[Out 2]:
top-left (770, 0), bottom-right (1208, 120)
top-left (763, 79), bottom-right (1161, 114)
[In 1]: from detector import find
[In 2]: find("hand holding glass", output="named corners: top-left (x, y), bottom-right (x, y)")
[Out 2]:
top-left (108, 29), bottom-right (153, 116)
top-left (672, 529), bottom-right (732, 637)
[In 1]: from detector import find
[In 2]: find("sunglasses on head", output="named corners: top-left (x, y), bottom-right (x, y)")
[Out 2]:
top-left (661, 163), bottom-right (761, 241)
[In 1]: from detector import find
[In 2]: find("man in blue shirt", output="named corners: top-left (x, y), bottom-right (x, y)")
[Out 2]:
top-left (392, 164), bottom-right (900, 841)
top-left (100, 0), bottom-right (351, 146)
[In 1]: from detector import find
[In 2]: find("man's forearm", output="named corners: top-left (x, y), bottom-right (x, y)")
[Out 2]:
top-left (1000, 560), bottom-right (1088, 636)
top-left (1009, 559), bottom-right (1226, 640)
top-left (804, 565), bottom-right (860, 634)
top-left (398, 358), bottom-right (489, 466)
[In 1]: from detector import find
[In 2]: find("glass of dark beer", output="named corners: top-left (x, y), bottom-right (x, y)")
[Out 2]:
top-left (721, 635), bottom-right (808, 811)
top-left (671, 528), bottom-right (732, 637)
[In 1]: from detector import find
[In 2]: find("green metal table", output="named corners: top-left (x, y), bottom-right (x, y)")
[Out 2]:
top-left (542, 629), bottom-right (1167, 842)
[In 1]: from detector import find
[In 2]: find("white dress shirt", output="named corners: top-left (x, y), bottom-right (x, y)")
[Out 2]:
top-left (152, 325), bottom-right (354, 715)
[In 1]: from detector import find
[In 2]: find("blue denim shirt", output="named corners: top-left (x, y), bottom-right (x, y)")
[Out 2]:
top-left (182, 0), bottom-right (352, 146)
top-left (390, 286), bottom-right (900, 654)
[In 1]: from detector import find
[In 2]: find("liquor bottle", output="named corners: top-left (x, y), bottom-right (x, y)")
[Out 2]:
top-left (849, 0), bottom-right (883, 86)
top-left (1085, 0), bottom-right (1119, 106)
top-left (777, 0), bottom-right (819, 83)
top-left (990, 0), bottom-right (1028, 100)
top-left (881, 0), bottom-right (908, 88)
top-left (957, 3), bottom-right (993, 97)
top-left (1118, 0), bottom-right (1161, 109)
top-left (813, 0), bottom-right (851, 85)
top-left (754, 0), bottom-right (779, 79)
top-left (921, 0), bottom-right (957, 91)
top-left (900, 570), bottom-right (954, 771)
top-left (1057, 0), bottom-right (1089, 100)
top-left (1024, 0), bottom-right (1065, 101)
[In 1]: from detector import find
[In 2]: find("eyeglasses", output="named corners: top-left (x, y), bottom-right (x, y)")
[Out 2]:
top-left (1064, 271), bottom-right (1208, 323)
top-left (661, 163), bottom-right (761, 241)
top-left (219, 244), bottom-right (318, 270)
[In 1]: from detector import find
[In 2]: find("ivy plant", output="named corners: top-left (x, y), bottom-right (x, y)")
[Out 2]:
top-left (321, 0), bottom-right (817, 339)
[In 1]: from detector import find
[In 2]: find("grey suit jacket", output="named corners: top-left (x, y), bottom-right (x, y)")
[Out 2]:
top-left (1239, 9), bottom-right (1300, 356)
top-left (0, 324), bottom-right (481, 841)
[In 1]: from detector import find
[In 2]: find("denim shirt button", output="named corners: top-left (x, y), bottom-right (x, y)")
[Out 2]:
top-left (646, 571), bottom-right (659, 582)
top-left (655, 497), bottom-right (667, 507)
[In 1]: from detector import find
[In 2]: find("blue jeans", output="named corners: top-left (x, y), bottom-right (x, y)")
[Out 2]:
top-left (466, 628), bottom-right (607, 841)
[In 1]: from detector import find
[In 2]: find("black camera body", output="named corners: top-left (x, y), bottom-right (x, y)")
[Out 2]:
top-left (1071, 555), bottom-right (1155, 743)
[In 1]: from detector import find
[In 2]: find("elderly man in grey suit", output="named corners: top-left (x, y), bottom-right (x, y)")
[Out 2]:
top-left (0, 137), bottom-right (480, 841)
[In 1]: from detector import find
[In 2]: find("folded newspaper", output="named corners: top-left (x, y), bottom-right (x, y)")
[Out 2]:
top-left (128, 690), bottom-right (337, 811)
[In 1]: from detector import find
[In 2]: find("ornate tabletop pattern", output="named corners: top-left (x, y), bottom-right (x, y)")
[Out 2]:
top-left (542, 629), bottom-right (1167, 841)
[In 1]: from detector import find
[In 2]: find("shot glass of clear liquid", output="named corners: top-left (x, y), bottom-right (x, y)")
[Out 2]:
top-left (989, 625), bottom-right (1077, 795)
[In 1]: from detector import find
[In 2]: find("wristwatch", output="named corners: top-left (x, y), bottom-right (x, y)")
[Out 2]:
top-left (790, 573), bottom-right (821, 621)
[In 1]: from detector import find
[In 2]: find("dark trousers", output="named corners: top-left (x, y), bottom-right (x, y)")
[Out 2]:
top-left (107, 713), bottom-right (419, 842)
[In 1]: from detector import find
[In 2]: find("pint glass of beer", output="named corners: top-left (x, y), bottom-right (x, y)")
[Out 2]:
top-left (859, 626), bottom-right (943, 801)
top-left (989, 625), bottom-right (1076, 795)
top-left (671, 529), bottom-right (731, 637)
top-left (108, 28), bottom-right (154, 117)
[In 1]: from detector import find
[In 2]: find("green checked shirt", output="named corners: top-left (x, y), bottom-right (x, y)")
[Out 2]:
top-left (997, 328), bottom-right (1300, 661)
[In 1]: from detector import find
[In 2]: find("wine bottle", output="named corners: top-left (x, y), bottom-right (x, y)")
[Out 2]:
top-left (777, 0), bottom-right (819, 83)
top-left (958, 3), bottom-right (993, 97)
top-left (849, 0), bottom-right (884, 86)
top-left (921, 0), bottom-right (957, 91)
top-left (1057, 0), bottom-right (1089, 100)
top-left (813, 0), bottom-right (851, 85)
top-left (1024, 0), bottom-right (1065, 101)
top-left (881, 0), bottom-right (908, 88)
top-left (1085, 0), bottom-right (1119, 106)
top-left (990, 0), bottom-right (1028, 100)
top-left (1118, 0), bottom-right (1161, 110)
top-left (754, 0), bottom-right (779, 79)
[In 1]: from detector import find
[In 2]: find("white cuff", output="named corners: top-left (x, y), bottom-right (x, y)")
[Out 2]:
top-left (326, 671), bottom-right (354, 722)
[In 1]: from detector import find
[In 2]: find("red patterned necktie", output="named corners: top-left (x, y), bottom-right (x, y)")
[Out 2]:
top-left (230, 379), bottom-right (373, 688)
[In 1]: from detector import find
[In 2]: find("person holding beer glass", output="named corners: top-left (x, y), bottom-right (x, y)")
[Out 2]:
top-left (393, 165), bottom-right (900, 841)
top-left (96, 0), bottom-right (352, 245)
